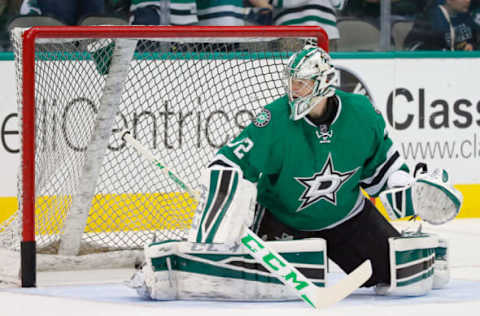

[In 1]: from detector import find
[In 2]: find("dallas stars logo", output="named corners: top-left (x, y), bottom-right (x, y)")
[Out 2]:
top-left (295, 154), bottom-right (358, 212)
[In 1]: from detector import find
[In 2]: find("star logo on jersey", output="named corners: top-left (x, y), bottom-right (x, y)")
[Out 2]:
top-left (295, 154), bottom-right (358, 212)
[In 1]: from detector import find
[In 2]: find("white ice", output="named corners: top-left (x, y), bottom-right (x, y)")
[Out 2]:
top-left (1, 219), bottom-right (480, 316)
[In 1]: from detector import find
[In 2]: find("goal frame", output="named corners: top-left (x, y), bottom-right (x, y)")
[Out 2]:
top-left (19, 25), bottom-right (329, 287)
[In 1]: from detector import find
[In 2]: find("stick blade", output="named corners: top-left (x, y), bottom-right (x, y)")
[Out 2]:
top-left (312, 259), bottom-right (372, 309)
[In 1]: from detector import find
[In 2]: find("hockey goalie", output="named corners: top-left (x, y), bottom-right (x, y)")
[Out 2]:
top-left (128, 45), bottom-right (463, 302)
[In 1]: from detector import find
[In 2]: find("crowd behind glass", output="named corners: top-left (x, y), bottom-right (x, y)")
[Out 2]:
top-left (0, 0), bottom-right (478, 52)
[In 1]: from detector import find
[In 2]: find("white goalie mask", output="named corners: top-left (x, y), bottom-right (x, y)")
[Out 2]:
top-left (284, 45), bottom-right (337, 120)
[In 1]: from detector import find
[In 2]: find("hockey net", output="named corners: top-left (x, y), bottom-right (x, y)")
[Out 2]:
top-left (0, 26), bottom-right (328, 286)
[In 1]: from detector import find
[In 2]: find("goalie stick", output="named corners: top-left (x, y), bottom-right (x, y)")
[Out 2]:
top-left (121, 130), bottom-right (372, 309)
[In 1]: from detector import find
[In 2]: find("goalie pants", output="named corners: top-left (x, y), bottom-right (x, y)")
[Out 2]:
top-left (253, 198), bottom-right (400, 287)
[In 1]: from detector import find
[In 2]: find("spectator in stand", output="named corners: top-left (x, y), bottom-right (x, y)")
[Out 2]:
top-left (0, 0), bottom-right (22, 50)
top-left (195, 1), bottom-right (273, 52)
top-left (473, 0), bottom-right (480, 47)
top-left (249, 0), bottom-right (346, 50)
top-left (194, 0), bottom-right (290, 53)
top-left (196, 1), bottom-right (273, 26)
top-left (471, 0), bottom-right (480, 29)
top-left (340, 0), bottom-right (430, 21)
top-left (196, 0), bottom-right (244, 25)
top-left (111, 0), bottom-right (268, 26)
top-left (19, 0), bottom-right (105, 25)
top-left (243, 0), bottom-right (272, 25)
top-left (404, 0), bottom-right (478, 51)
top-left (108, 0), bottom-right (275, 26)
top-left (127, 0), bottom-right (198, 25)
top-left (105, 0), bottom-right (129, 20)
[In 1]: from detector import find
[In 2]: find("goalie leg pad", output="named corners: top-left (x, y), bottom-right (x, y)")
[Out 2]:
top-left (433, 236), bottom-right (450, 289)
top-left (376, 234), bottom-right (438, 296)
top-left (129, 239), bottom-right (326, 301)
top-left (188, 167), bottom-right (257, 244)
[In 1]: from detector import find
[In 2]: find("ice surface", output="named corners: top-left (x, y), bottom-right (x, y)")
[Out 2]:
top-left (1, 219), bottom-right (480, 315)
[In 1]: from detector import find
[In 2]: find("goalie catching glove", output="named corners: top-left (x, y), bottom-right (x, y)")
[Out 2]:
top-left (380, 167), bottom-right (463, 225)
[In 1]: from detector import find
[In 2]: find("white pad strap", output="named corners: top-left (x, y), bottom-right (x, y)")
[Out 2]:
top-left (188, 167), bottom-right (257, 243)
top-left (432, 236), bottom-right (450, 289)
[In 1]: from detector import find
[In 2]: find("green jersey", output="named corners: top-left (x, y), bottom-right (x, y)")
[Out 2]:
top-left (196, 0), bottom-right (245, 26)
top-left (271, 0), bottom-right (342, 39)
top-left (130, 0), bottom-right (198, 25)
top-left (214, 90), bottom-right (407, 231)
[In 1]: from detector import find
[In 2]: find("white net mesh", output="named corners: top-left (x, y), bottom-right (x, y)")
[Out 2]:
top-left (1, 28), bottom-right (321, 258)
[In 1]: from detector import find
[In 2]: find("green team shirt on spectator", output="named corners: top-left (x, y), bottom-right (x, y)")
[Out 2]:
top-left (271, 0), bottom-right (344, 39)
top-left (130, 0), bottom-right (198, 25)
top-left (196, 0), bottom-right (245, 25)
top-left (214, 89), bottom-right (408, 231)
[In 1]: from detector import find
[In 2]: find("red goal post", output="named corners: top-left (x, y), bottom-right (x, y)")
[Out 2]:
top-left (9, 26), bottom-right (328, 287)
